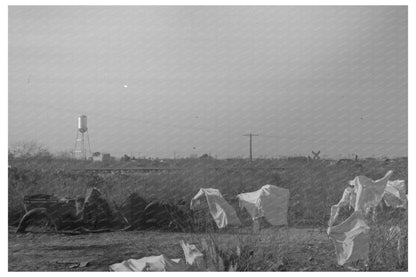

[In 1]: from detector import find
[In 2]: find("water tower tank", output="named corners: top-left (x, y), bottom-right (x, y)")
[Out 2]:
top-left (78, 115), bottom-right (88, 133)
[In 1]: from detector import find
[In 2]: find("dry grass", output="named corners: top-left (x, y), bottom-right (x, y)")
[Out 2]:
top-left (8, 156), bottom-right (408, 271)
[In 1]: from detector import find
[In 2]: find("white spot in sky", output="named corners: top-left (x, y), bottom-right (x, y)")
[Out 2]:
top-left (124, 84), bottom-right (128, 88)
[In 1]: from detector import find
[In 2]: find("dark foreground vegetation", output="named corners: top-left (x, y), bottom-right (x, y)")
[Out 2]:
top-left (8, 151), bottom-right (408, 271)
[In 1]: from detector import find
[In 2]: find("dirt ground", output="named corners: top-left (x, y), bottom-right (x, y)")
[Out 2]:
top-left (8, 226), bottom-right (341, 271)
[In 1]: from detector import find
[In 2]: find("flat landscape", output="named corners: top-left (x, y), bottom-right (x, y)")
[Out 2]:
top-left (8, 155), bottom-right (408, 271)
top-left (8, 5), bottom-right (408, 273)
top-left (9, 226), bottom-right (339, 271)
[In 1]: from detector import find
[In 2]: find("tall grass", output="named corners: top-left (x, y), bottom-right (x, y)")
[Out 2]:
top-left (8, 156), bottom-right (407, 226)
top-left (8, 156), bottom-right (408, 271)
top-left (367, 208), bottom-right (408, 271)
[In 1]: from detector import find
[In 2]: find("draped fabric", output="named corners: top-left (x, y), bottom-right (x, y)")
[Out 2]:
top-left (109, 255), bottom-right (187, 271)
top-left (384, 180), bottom-right (407, 208)
top-left (329, 171), bottom-right (394, 227)
top-left (328, 211), bottom-right (370, 266)
top-left (328, 171), bottom-right (394, 266)
top-left (190, 188), bottom-right (241, 229)
top-left (351, 170), bottom-right (393, 213)
top-left (237, 185), bottom-right (290, 226)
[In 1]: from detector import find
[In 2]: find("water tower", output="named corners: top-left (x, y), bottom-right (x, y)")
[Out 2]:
top-left (74, 115), bottom-right (91, 160)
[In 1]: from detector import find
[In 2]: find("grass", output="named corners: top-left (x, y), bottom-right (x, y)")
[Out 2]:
top-left (8, 226), bottom-right (336, 271)
top-left (8, 155), bottom-right (408, 271)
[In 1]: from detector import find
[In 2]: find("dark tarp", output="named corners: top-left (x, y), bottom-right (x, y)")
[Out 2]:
top-left (119, 193), bottom-right (148, 230)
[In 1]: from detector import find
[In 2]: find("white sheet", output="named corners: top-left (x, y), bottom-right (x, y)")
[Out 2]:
top-left (190, 188), bottom-right (241, 229)
top-left (109, 255), bottom-right (186, 271)
top-left (329, 171), bottom-right (394, 227)
top-left (351, 170), bottom-right (393, 213)
top-left (327, 171), bottom-right (396, 266)
top-left (384, 180), bottom-right (407, 208)
top-left (237, 185), bottom-right (290, 226)
top-left (328, 211), bottom-right (370, 266)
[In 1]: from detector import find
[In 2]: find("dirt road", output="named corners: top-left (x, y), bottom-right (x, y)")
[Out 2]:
top-left (8, 226), bottom-right (340, 271)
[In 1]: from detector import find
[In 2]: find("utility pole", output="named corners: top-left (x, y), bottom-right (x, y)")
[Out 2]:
top-left (243, 133), bottom-right (259, 162)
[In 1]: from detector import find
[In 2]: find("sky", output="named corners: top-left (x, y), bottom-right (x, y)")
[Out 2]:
top-left (8, 6), bottom-right (407, 159)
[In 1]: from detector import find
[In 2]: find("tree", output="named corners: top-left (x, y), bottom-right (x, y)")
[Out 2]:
top-left (55, 150), bottom-right (73, 159)
top-left (121, 154), bottom-right (131, 162)
top-left (10, 140), bottom-right (51, 158)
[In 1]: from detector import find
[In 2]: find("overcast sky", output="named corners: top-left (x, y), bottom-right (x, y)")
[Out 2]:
top-left (9, 6), bottom-right (407, 158)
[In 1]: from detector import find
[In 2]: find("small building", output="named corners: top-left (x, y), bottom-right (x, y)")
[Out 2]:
top-left (92, 152), bottom-right (114, 163)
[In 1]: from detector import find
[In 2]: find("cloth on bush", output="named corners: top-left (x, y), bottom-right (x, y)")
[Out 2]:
top-left (328, 171), bottom-right (393, 227)
top-left (119, 193), bottom-right (147, 230)
top-left (109, 255), bottom-right (187, 271)
top-left (350, 170), bottom-right (393, 213)
top-left (327, 170), bottom-right (394, 266)
top-left (190, 188), bottom-right (241, 229)
top-left (236, 184), bottom-right (290, 226)
top-left (328, 186), bottom-right (355, 227)
top-left (109, 239), bottom-right (241, 271)
top-left (327, 211), bottom-right (370, 266)
top-left (180, 240), bottom-right (205, 269)
top-left (384, 180), bottom-right (407, 208)
top-left (110, 241), bottom-right (203, 271)
top-left (82, 187), bottom-right (114, 229)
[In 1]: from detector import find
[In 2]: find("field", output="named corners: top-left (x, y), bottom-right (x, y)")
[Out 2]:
top-left (8, 155), bottom-right (408, 271)
top-left (9, 226), bottom-right (337, 271)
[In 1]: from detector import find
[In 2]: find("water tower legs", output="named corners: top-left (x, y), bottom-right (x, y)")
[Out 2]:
top-left (74, 131), bottom-right (91, 160)
top-left (73, 115), bottom-right (91, 160)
